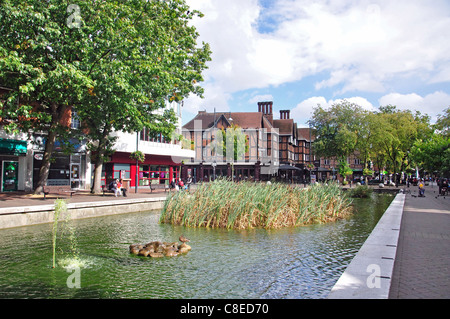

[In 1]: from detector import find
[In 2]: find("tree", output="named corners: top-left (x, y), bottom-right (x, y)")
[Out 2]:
top-left (337, 160), bottom-right (353, 184)
top-left (435, 106), bottom-right (450, 138)
top-left (370, 106), bottom-right (432, 184)
top-left (212, 125), bottom-right (249, 161)
top-left (211, 124), bottom-right (249, 180)
top-left (310, 100), bottom-right (366, 179)
top-left (411, 107), bottom-right (450, 177)
top-left (0, 0), bottom-right (212, 193)
top-left (411, 133), bottom-right (450, 177)
top-left (0, 0), bottom-right (93, 193)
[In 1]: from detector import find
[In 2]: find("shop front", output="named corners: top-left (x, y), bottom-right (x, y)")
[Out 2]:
top-left (0, 138), bottom-right (28, 192)
top-left (186, 162), bottom-right (260, 183)
top-left (32, 135), bottom-right (88, 189)
top-left (99, 152), bottom-right (182, 189)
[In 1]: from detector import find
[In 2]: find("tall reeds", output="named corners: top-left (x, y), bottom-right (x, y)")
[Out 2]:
top-left (160, 179), bottom-right (353, 229)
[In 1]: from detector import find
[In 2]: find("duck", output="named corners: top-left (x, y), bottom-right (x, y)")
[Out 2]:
top-left (164, 247), bottom-right (179, 257)
top-left (179, 235), bottom-right (190, 243)
top-left (167, 242), bottom-right (179, 250)
top-left (146, 241), bottom-right (164, 252)
top-left (149, 252), bottom-right (164, 258)
top-left (138, 247), bottom-right (153, 257)
top-left (178, 246), bottom-right (190, 254)
top-left (178, 242), bottom-right (192, 254)
top-left (129, 244), bottom-right (144, 255)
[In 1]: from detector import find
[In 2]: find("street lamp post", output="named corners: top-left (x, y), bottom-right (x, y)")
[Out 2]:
top-left (212, 160), bottom-right (217, 181)
top-left (135, 132), bottom-right (139, 193)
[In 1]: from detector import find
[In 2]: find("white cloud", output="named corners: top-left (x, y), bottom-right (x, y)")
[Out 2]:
top-left (291, 96), bottom-right (327, 125)
top-left (378, 91), bottom-right (450, 121)
top-left (184, 0), bottom-right (450, 113)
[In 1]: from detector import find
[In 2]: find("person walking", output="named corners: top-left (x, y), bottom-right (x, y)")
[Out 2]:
top-left (186, 174), bottom-right (192, 191)
top-left (178, 178), bottom-right (185, 190)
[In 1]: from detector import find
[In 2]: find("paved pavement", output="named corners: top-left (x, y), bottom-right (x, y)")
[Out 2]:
top-left (0, 188), bottom-right (170, 209)
top-left (389, 184), bottom-right (450, 299)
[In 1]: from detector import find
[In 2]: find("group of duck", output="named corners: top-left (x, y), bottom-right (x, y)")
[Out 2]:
top-left (129, 235), bottom-right (191, 258)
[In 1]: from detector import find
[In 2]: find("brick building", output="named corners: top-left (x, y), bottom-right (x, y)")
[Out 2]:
top-left (182, 101), bottom-right (364, 183)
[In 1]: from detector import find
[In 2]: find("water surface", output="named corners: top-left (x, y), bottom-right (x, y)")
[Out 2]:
top-left (0, 193), bottom-right (394, 299)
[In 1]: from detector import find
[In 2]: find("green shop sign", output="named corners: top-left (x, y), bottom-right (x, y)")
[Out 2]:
top-left (0, 138), bottom-right (27, 156)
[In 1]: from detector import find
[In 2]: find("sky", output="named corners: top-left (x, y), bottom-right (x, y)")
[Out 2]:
top-left (182, 0), bottom-right (450, 127)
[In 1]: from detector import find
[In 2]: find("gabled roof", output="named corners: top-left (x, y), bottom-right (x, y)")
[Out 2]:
top-left (183, 111), bottom-right (273, 130)
top-left (297, 127), bottom-right (315, 141)
top-left (273, 119), bottom-right (294, 135)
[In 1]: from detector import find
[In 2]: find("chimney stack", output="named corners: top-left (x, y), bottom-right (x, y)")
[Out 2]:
top-left (280, 110), bottom-right (290, 119)
top-left (258, 101), bottom-right (273, 125)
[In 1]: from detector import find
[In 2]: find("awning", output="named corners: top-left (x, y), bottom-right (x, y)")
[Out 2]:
top-left (278, 164), bottom-right (302, 171)
top-left (0, 138), bottom-right (27, 156)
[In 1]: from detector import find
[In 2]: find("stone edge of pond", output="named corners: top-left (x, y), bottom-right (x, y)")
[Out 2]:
top-left (0, 197), bottom-right (167, 230)
top-left (327, 193), bottom-right (405, 299)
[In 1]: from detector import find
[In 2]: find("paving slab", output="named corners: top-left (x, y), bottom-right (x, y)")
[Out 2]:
top-left (389, 186), bottom-right (450, 299)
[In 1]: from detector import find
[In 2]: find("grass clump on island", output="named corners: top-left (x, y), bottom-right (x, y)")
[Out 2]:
top-left (159, 179), bottom-right (353, 229)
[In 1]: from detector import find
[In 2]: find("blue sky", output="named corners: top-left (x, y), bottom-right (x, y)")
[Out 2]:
top-left (183, 0), bottom-right (450, 126)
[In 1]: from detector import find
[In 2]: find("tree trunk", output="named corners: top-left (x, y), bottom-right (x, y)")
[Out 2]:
top-left (92, 155), bottom-right (104, 194)
top-left (34, 104), bottom-right (67, 195)
top-left (91, 130), bottom-right (110, 194)
top-left (34, 129), bottom-right (58, 194)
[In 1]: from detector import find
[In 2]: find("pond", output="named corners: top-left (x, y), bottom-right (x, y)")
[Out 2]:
top-left (0, 193), bottom-right (394, 299)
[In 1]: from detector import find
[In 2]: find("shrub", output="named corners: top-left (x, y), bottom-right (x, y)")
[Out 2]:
top-left (347, 185), bottom-right (373, 198)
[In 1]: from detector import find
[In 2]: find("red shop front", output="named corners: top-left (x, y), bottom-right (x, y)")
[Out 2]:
top-left (100, 152), bottom-right (181, 188)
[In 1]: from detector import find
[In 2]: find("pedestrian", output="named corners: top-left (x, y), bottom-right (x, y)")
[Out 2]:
top-left (442, 178), bottom-right (449, 196)
top-left (178, 178), bottom-right (184, 190)
top-left (110, 179), bottom-right (121, 197)
top-left (170, 178), bottom-right (177, 191)
top-left (186, 174), bottom-right (192, 190)
top-left (418, 180), bottom-right (425, 197)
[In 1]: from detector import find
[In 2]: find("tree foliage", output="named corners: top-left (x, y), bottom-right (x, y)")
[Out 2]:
top-left (310, 101), bottom-right (438, 182)
top-left (0, 0), bottom-right (212, 193)
top-left (310, 100), bottom-right (367, 179)
top-left (411, 133), bottom-right (450, 176)
top-left (212, 124), bottom-right (249, 162)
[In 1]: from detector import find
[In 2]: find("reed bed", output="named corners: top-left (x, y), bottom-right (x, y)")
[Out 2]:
top-left (159, 179), bottom-right (353, 229)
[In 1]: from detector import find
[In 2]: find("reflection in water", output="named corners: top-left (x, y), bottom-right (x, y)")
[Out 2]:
top-left (0, 194), bottom-right (394, 299)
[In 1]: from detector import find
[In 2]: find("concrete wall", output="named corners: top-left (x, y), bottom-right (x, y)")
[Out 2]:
top-left (0, 197), bottom-right (166, 230)
top-left (328, 193), bottom-right (406, 299)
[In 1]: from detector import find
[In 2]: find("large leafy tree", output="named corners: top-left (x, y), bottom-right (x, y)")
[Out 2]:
top-left (411, 133), bottom-right (450, 177)
top-left (371, 106), bottom-right (432, 183)
top-left (435, 106), bottom-right (449, 138)
top-left (310, 100), bottom-right (367, 177)
top-left (214, 124), bottom-right (249, 162)
top-left (310, 101), bottom-right (433, 184)
top-left (0, 0), bottom-right (211, 193)
top-left (410, 107), bottom-right (450, 177)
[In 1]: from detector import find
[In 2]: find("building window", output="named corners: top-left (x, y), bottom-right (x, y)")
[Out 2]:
top-left (71, 111), bottom-right (81, 129)
top-left (113, 164), bottom-right (131, 180)
top-left (140, 128), bottom-right (170, 144)
top-left (354, 158), bottom-right (361, 165)
top-left (324, 159), bottom-right (330, 165)
top-left (139, 165), bottom-right (174, 186)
